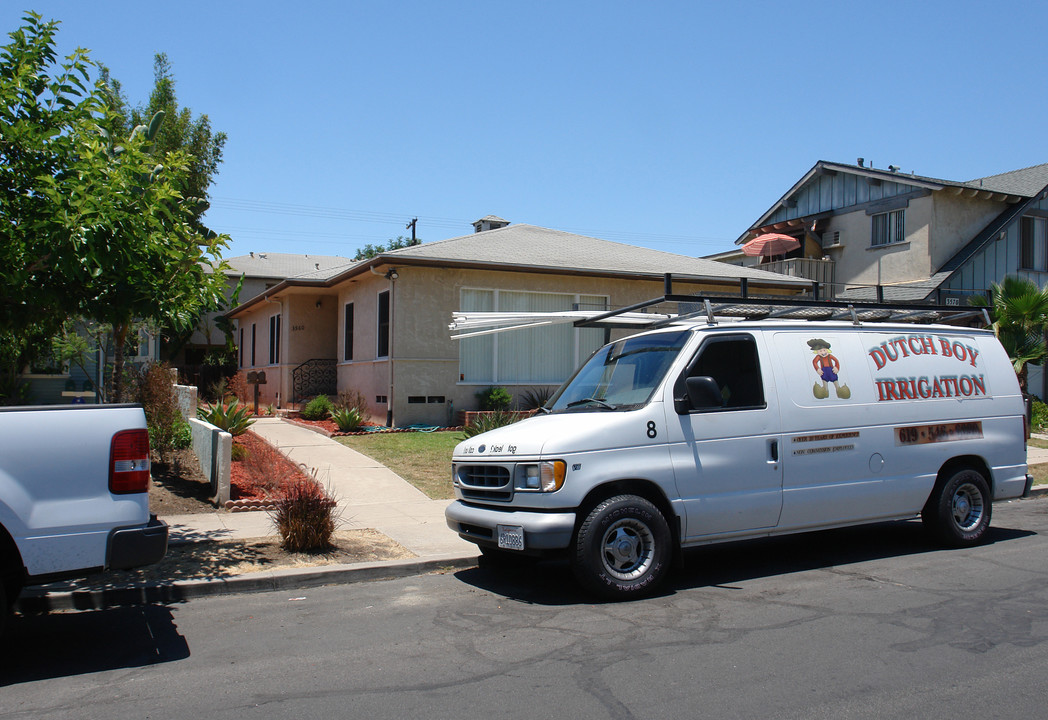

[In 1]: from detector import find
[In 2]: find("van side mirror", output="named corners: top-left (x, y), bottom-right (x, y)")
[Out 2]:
top-left (681, 375), bottom-right (724, 412)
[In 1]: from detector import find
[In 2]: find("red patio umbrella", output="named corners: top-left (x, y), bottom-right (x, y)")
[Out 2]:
top-left (742, 233), bottom-right (801, 257)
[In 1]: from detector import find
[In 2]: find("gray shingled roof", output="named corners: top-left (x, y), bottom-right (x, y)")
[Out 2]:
top-left (966, 163), bottom-right (1048, 196)
top-left (223, 252), bottom-right (354, 279)
top-left (381, 223), bottom-right (809, 285)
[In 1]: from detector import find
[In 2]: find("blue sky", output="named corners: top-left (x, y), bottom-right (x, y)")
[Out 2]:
top-left (5, 1), bottom-right (1046, 260)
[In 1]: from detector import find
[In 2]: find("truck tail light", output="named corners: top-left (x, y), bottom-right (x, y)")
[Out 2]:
top-left (110, 429), bottom-right (151, 494)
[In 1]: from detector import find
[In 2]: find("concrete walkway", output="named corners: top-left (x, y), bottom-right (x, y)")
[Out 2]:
top-left (163, 418), bottom-right (477, 559)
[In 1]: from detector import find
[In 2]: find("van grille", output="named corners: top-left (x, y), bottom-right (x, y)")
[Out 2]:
top-left (457, 464), bottom-right (513, 501)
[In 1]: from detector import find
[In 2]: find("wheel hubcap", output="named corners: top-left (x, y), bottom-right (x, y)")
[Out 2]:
top-left (600, 518), bottom-right (654, 580)
top-left (952, 482), bottom-right (984, 532)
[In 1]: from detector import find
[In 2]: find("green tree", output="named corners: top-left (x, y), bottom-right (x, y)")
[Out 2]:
top-left (0, 14), bottom-right (232, 401)
top-left (970, 275), bottom-right (1048, 393)
top-left (102, 52), bottom-right (226, 232)
top-left (353, 235), bottom-right (421, 261)
top-left (0, 13), bottom-right (103, 382)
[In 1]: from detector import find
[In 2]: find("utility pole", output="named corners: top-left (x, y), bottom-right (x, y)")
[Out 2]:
top-left (406, 217), bottom-right (417, 244)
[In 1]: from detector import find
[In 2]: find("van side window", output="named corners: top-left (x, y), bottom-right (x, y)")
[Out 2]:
top-left (683, 335), bottom-right (765, 410)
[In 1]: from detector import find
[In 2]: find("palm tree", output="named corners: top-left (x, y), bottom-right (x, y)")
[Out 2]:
top-left (970, 276), bottom-right (1048, 393)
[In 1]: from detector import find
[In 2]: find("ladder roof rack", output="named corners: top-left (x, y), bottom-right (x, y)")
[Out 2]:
top-left (573, 274), bottom-right (990, 330)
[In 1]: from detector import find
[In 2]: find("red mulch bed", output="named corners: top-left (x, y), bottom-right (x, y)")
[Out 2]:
top-left (284, 413), bottom-right (387, 436)
top-left (230, 430), bottom-right (312, 500)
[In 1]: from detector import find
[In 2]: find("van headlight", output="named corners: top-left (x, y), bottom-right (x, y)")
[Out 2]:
top-left (516, 461), bottom-right (566, 492)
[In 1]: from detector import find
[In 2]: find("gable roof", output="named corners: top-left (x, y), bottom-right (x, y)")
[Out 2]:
top-left (738, 160), bottom-right (1048, 244)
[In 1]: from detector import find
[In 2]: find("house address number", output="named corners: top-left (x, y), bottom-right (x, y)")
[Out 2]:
top-left (291, 324), bottom-right (305, 332)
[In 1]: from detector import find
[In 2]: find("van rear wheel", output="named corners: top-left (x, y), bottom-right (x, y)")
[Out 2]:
top-left (922, 467), bottom-right (992, 547)
top-left (572, 494), bottom-right (671, 599)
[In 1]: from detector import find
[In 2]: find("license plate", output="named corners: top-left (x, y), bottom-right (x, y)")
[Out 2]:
top-left (497, 524), bottom-right (525, 551)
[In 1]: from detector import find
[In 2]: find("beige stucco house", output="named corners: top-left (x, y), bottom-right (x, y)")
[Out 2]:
top-left (226, 218), bottom-right (809, 426)
top-left (710, 160), bottom-right (1048, 303)
top-left (710, 159), bottom-right (1048, 393)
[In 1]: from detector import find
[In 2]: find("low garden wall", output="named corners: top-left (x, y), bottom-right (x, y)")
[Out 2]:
top-left (189, 417), bottom-right (231, 505)
top-left (173, 383), bottom-right (198, 422)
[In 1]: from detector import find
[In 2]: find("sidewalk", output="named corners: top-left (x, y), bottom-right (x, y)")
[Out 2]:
top-left (166, 418), bottom-right (475, 557)
top-left (17, 419), bottom-right (481, 612)
top-left (19, 422), bottom-right (1048, 611)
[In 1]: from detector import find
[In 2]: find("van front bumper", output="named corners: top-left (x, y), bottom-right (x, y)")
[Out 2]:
top-left (445, 500), bottom-right (576, 551)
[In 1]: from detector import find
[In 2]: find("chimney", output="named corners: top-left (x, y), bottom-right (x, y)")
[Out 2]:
top-left (472, 216), bottom-right (510, 233)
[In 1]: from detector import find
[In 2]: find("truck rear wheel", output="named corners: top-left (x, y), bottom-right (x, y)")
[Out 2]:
top-left (572, 494), bottom-right (671, 599)
top-left (922, 467), bottom-right (992, 547)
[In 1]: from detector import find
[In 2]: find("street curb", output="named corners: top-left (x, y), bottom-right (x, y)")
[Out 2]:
top-left (1027, 484), bottom-right (1048, 499)
top-left (15, 552), bottom-right (479, 615)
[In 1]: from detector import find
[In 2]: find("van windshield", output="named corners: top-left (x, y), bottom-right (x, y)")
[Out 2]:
top-left (547, 330), bottom-right (691, 413)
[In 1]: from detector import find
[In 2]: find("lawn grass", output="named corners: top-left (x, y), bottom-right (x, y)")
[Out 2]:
top-left (1029, 437), bottom-right (1048, 450)
top-left (1030, 462), bottom-right (1048, 487)
top-left (336, 430), bottom-right (461, 499)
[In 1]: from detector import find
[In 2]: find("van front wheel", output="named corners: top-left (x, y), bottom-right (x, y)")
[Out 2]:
top-left (572, 495), bottom-right (671, 599)
top-left (922, 467), bottom-right (992, 547)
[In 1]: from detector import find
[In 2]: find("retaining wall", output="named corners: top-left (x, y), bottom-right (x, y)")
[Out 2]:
top-left (189, 417), bottom-right (231, 505)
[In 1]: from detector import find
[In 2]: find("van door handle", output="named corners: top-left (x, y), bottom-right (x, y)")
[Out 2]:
top-left (769, 439), bottom-right (779, 463)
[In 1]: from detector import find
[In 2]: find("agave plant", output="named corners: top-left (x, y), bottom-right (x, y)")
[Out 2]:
top-left (461, 410), bottom-right (520, 439)
top-left (197, 399), bottom-right (255, 436)
top-left (330, 406), bottom-right (364, 432)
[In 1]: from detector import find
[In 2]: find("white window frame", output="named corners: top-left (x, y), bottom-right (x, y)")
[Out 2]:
top-left (871, 208), bottom-right (905, 247)
top-left (458, 288), bottom-right (609, 385)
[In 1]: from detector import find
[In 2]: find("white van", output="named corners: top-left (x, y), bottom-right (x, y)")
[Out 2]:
top-left (446, 297), bottom-right (1033, 599)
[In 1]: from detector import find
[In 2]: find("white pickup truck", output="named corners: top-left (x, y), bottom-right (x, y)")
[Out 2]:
top-left (0, 404), bottom-right (168, 625)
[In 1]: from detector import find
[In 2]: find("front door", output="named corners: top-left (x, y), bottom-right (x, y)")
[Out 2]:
top-left (666, 333), bottom-right (783, 539)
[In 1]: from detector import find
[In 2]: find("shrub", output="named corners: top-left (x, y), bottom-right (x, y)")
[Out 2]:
top-left (231, 443), bottom-right (248, 462)
top-left (1032, 397), bottom-right (1048, 433)
top-left (137, 362), bottom-right (185, 460)
top-left (477, 386), bottom-right (513, 411)
top-left (197, 399), bottom-right (256, 436)
top-left (462, 410), bottom-right (520, 439)
top-left (302, 394), bottom-right (334, 420)
top-left (520, 386), bottom-right (554, 411)
top-left (330, 406), bottom-right (365, 432)
top-left (271, 475), bottom-right (339, 552)
top-left (336, 389), bottom-right (371, 421)
top-left (226, 372), bottom-right (249, 403)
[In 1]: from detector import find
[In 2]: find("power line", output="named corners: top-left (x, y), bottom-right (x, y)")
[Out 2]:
top-left (209, 197), bottom-right (736, 251)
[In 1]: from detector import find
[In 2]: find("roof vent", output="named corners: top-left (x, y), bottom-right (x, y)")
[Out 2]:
top-left (857, 157), bottom-right (864, 167)
top-left (472, 216), bottom-right (510, 233)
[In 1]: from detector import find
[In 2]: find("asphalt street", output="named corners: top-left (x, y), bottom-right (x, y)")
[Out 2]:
top-left (3, 496), bottom-right (1047, 720)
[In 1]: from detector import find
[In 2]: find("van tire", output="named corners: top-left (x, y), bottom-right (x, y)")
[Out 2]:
top-left (922, 467), bottom-right (992, 547)
top-left (572, 494), bottom-right (671, 599)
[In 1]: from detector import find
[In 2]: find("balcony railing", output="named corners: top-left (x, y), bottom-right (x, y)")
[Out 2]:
top-left (758, 258), bottom-right (836, 297)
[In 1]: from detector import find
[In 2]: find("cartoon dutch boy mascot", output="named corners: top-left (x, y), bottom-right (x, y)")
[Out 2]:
top-left (808, 338), bottom-right (851, 399)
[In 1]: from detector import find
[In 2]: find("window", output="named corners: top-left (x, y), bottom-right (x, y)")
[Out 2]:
top-left (459, 289), bottom-right (608, 384)
top-left (268, 314), bottom-right (281, 364)
top-left (871, 209), bottom-right (905, 247)
top-left (1021, 216), bottom-right (1047, 271)
top-left (679, 335), bottom-right (765, 411)
top-left (377, 291), bottom-right (390, 358)
top-left (344, 303), bottom-right (354, 361)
